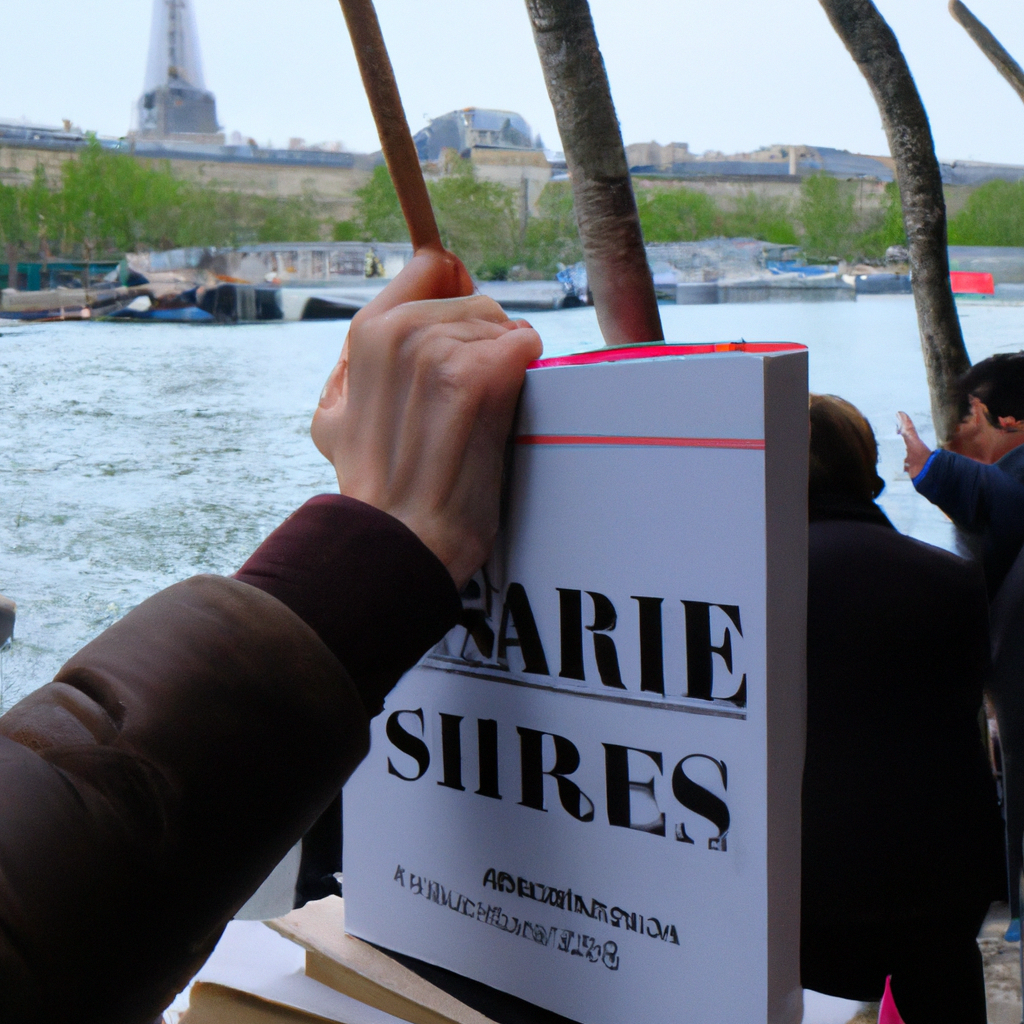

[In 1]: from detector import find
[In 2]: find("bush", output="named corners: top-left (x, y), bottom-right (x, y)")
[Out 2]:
top-left (723, 192), bottom-right (798, 245)
top-left (853, 180), bottom-right (906, 259)
top-left (332, 219), bottom-right (359, 241)
top-left (428, 157), bottom-right (519, 277)
top-left (351, 164), bottom-right (409, 243)
top-left (636, 187), bottom-right (721, 241)
top-left (520, 181), bottom-right (582, 275)
top-left (797, 173), bottom-right (858, 260)
top-left (949, 180), bottom-right (1024, 247)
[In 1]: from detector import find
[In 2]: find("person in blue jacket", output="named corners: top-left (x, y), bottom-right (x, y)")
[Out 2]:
top-left (898, 352), bottom-right (1024, 597)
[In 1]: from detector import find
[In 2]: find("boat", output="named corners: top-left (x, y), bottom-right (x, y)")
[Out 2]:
top-left (0, 594), bottom-right (14, 649)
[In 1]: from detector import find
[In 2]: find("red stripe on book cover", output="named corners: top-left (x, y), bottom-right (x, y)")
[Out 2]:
top-left (516, 435), bottom-right (766, 450)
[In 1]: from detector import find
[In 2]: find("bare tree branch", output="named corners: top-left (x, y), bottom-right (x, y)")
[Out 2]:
top-left (817, 0), bottom-right (970, 443)
top-left (949, 0), bottom-right (1024, 106)
top-left (337, 0), bottom-right (440, 252)
top-left (524, 0), bottom-right (663, 347)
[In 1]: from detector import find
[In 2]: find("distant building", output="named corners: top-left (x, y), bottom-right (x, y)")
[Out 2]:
top-left (134, 0), bottom-right (223, 144)
top-left (413, 109), bottom-right (540, 162)
top-left (412, 109), bottom-right (551, 216)
top-left (625, 141), bottom-right (693, 172)
top-left (626, 142), bottom-right (896, 182)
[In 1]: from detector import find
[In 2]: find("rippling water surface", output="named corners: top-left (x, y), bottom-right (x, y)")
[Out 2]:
top-left (1, 296), bottom-right (1022, 707)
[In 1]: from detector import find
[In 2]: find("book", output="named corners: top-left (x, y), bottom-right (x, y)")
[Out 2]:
top-left (268, 898), bottom-right (497, 1024)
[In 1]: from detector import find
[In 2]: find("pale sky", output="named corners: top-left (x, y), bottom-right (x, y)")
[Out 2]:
top-left (2, 0), bottom-right (1023, 166)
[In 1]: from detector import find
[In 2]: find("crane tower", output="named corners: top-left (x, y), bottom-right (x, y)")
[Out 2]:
top-left (135, 0), bottom-right (222, 142)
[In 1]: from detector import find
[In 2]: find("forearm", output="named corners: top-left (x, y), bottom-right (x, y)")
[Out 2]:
top-left (0, 498), bottom-right (461, 1024)
top-left (914, 449), bottom-right (989, 530)
top-left (233, 494), bottom-right (461, 715)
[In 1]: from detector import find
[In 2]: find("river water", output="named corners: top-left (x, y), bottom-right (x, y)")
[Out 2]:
top-left (1, 295), bottom-right (1023, 709)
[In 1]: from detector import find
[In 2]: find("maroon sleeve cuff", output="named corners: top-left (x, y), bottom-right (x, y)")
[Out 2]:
top-left (234, 495), bottom-right (461, 715)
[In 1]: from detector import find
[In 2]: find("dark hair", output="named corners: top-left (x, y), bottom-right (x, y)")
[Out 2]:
top-left (809, 394), bottom-right (885, 501)
top-left (955, 352), bottom-right (1024, 424)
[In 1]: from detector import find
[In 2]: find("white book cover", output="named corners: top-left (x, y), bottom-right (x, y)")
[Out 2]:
top-left (343, 343), bottom-right (808, 1024)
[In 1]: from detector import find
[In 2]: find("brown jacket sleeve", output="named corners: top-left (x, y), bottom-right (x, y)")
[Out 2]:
top-left (0, 497), bottom-right (461, 1024)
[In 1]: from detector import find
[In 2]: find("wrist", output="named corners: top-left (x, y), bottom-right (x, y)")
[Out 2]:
top-left (235, 495), bottom-right (462, 714)
top-left (905, 444), bottom-right (932, 479)
top-left (379, 509), bottom-right (490, 591)
top-left (910, 449), bottom-right (937, 484)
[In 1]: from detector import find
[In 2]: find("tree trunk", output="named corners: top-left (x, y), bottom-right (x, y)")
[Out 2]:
top-left (949, 1), bottom-right (1024, 106)
top-left (818, 0), bottom-right (970, 444)
top-left (525, 0), bottom-right (662, 347)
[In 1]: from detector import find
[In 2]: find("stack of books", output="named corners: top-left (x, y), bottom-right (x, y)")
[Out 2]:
top-left (182, 897), bottom-right (567, 1024)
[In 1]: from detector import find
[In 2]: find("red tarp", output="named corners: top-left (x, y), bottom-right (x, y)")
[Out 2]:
top-left (950, 271), bottom-right (995, 295)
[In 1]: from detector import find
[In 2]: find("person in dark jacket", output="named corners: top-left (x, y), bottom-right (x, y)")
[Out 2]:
top-left (802, 395), bottom-right (1004, 1024)
top-left (0, 247), bottom-right (542, 1024)
top-left (899, 353), bottom-right (1024, 935)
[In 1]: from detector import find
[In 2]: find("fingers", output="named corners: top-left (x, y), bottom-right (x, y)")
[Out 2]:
top-left (896, 411), bottom-right (932, 478)
top-left (308, 239), bottom-right (542, 586)
top-left (315, 295), bottom-right (512, 420)
top-left (374, 294), bottom-right (512, 339)
top-left (896, 412), bottom-right (924, 452)
top-left (462, 323), bottom-right (544, 393)
top-left (385, 323), bottom-right (541, 585)
top-left (312, 307), bottom-right (540, 473)
top-left (310, 299), bottom-right (542, 587)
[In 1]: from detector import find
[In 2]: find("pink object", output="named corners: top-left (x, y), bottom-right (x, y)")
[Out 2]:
top-left (950, 271), bottom-right (995, 294)
top-left (878, 975), bottom-right (906, 1024)
top-left (530, 341), bottom-right (806, 370)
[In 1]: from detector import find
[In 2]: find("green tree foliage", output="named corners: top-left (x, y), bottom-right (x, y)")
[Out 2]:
top-left (428, 157), bottom-right (519, 279)
top-left (797, 173), bottom-right (858, 260)
top-left (635, 185), bottom-right (800, 246)
top-left (636, 187), bottom-right (721, 242)
top-left (27, 166), bottom-right (56, 250)
top-left (723, 192), bottom-right (798, 245)
top-left (881, 180), bottom-right (907, 248)
top-left (948, 180), bottom-right (1024, 247)
top-left (332, 219), bottom-right (360, 241)
top-left (0, 139), bottom-right (325, 259)
top-left (795, 174), bottom-right (909, 261)
top-left (7, 141), bottom-right (965, 277)
top-left (349, 164), bottom-right (409, 243)
top-left (344, 157), bottom-right (552, 279)
top-left (855, 180), bottom-right (906, 258)
top-left (522, 181), bottom-right (582, 275)
top-left (0, 182), bottom-right (28, 250)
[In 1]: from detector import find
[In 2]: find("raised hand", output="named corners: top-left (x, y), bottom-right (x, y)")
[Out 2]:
top-left (897, 411), bottom-right (933, 479)
top-left (311, 248), bottom-right (542, 588)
